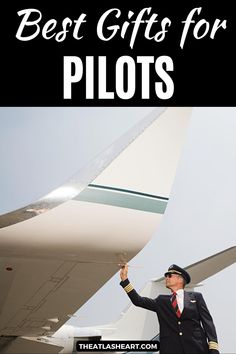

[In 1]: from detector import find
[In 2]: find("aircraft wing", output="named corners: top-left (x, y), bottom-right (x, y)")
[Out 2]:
top-left (0, 108), bottom-right (191, 345)
top-left (153, 246), bottom-right (236, 285)
top-left (185, 246), bottom-right (236, 285)
top-left (0, 336), bottom-right (63, 354)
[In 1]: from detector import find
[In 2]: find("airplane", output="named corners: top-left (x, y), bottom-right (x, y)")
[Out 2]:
top-left (0, 107), bottom-right (191, 353)
top-left (22, 246), bottom-right (236, 353)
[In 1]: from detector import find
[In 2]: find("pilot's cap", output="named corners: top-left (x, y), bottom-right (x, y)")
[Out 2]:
top-left (164, 264), bottom-right (191, 284)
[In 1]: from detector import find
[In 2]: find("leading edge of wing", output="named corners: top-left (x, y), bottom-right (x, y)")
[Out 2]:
top-left (0, 108), bottom-right (165, 229)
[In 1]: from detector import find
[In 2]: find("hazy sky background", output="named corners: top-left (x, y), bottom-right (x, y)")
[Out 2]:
top-left (0, 107), bottom-right (154, 214)
top-left (0, 107), bottom-right (235, 353)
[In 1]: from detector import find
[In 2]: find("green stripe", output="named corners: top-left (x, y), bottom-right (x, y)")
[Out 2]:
top-left (88, 183), bottom-right (169, 201)
top-left (76, 185), bottom-right (168, 214)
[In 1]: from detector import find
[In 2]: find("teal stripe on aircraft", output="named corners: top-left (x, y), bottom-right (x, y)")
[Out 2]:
top-left (76, 184), bottom-right (168, 214)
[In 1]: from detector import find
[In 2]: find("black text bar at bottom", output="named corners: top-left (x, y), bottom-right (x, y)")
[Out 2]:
top-left (76, 340), bottom-right (160, 352)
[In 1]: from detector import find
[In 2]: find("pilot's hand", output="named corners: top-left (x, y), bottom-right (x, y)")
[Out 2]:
top-left (120, 263), bottom-right (128, 281)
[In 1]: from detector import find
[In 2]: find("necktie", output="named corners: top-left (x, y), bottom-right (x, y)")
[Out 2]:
top-left (171, 292), bottom-right (181, 318)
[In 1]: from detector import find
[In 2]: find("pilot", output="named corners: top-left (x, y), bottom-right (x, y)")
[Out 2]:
top-left (120, 263), bottom-right (219, 354)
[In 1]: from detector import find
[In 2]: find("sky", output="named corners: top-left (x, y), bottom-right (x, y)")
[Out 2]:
top-left (0, 107), bottom-right (155, 214)
top-left (0, 107), bottom-right (235, 353)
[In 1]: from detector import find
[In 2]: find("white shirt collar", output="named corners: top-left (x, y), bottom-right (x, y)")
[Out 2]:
top-left (176, 289), bottom-right (184, 297)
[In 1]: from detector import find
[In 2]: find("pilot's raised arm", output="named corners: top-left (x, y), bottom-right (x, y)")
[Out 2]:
top-left (119, 264), bottom-right (158, 312)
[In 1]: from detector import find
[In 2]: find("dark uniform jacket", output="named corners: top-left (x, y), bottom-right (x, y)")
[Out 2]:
top-left (120, 279), bottom-right (219, 354)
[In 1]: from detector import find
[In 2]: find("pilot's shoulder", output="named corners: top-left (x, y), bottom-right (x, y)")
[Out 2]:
top-left (186, 291), bottom-right (203, 299)
top-left (157, 294), bottom-right (170, 301)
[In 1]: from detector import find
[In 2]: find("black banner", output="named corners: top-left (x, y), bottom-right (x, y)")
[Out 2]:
top-left (0, 1), bottom-right (235, 106)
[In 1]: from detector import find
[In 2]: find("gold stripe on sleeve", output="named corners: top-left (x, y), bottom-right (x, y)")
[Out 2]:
top-left (208, 341), bottom-right (218, 350)
top-left (124, 283), bottom-right (134, 293)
